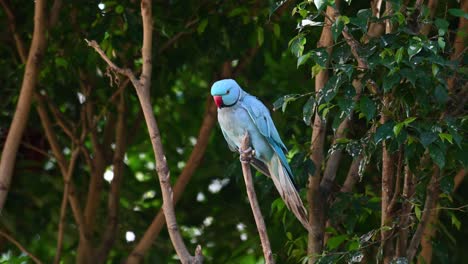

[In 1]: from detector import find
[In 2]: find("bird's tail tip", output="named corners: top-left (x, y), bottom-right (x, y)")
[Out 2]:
top-left (269, 155), bottom-right (311, 232)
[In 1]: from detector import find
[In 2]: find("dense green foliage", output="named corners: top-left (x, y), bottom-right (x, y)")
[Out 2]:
top-left (0, 0), bottom-right (466, 263)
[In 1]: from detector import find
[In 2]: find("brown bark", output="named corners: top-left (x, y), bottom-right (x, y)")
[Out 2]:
top-left (447, 0), bottom-right (468, 92)
top-left (418, 169), bottom-right (465, 264)
top-left (88, 1), bottom-right (204, 262)
top-left (35, 94), bottom-right (91, 261)
top-left (0, 0), bottom-right (47, 211)
top-left (307, 5), bottom-right (337, 263)
top-left (126, 49), bottom-right (252, 264)
top-left (396, 166), bottom-right (415, 257)
top-left (407, 166), bottom-right (440, 261)
top-left (420, 0), bottom-right (438, 36)
top-left (240, 133), bottom-right (274, 264)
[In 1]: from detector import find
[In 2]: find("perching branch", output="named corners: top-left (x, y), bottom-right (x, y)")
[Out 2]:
top-left (0, 0), bottom-right (47, 211)
top-left (0, 229), bottom-right (43, 264)
top-left (240, 132), bottom-right (274, 264)
top-left (87, 0), bottom-right (203, 262)
top-left (127, 58), bottom-right (253, 263)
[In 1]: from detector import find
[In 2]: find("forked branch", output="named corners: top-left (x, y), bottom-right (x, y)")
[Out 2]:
top-left (86, 0), bottom-right (203, 262)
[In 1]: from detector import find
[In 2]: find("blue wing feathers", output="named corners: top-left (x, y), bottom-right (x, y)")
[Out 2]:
top-left (241, 94), bottom-right (294, 180)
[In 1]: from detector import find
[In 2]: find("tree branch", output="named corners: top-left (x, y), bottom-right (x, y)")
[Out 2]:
top-left (88, 1), bottom-right (203, 262)
top-left (0, 0), bottom-right (27, 62)
top-left (407, 166), bottom-right (440, 261)
top-left (96, 90), bottom-right (127, 262)
top-left (240, 132), bottom-right (274, 264)
top-left (0, 229), bottom-right (43, 264)
top-left (0, 0), bottom-right (47, 211)
top-left (54, 147), bottom-right (81, 264)
top-left (307, 5), bottom-right (337, 262)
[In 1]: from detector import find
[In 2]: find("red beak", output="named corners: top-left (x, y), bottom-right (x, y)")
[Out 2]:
top-left (213, 96), bottom-right (223, 108)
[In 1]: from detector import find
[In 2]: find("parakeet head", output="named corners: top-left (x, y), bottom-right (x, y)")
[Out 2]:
top-left (210, 79), bottom-right (241, 108)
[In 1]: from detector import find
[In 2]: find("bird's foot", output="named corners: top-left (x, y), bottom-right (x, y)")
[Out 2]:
top-left (239, 147), bottom-right (253, 164)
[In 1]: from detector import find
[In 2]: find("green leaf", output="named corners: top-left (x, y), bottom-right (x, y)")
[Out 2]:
top-left (438, 37), bottom-right (446, 50)
top-left (450, 212), bottom-right (461, 230)
top-left (432, 64), bottom-right (439, 77)
top-left (310, 48), bottom-right (329, 67)
top-left (434, 85), bottom-right (448, 104)
top-left (395, 47), bottom-right (404, 64)
top-left (403, 117), bottom-right (417, 125)
top-left (311, 64), bottom-right (323, 79)
top-left (374, 121), bottom-right (395, 144)
top-left (359, 96), bottom-right (376, 122)
top-left (314, 0), bottom-right (327, 10)
top-left (331, 18), bottom-right (345, 42)
top-left (448, 8), bottom-right (468, 19)
top-left (347, 240), bottom-right (360, 251)
top-left (197, 19), bottom-right (208, 34)
top-left (289, 35), bottom-right (306, 57)
top-left (435, 18), bottom-right (449, 36)
top-left (415, 205), bottom-right (422, 221)
top-left (273, 23), bottom-right (281, 38)
top-left (228, 7), bottom-right (247, 17)
top-left (115, 5), bottom-right (124, 14)
top-left (429, 144), bottom-right (445, 168)
top-left (438, 133), bottom-right (453, 144)
top-left (55, 57), bottom-right (68, 68)
top-left (257, 27), bottom-right (264, 46)
top-left (383, 73), bottom-right (400, 92)
top-left (420, 132), bottom-right (437, 147)
top-left (327, 235), bottom-right (347, 250)
top-left (273, 94), bottom-right (301, 112)
top-left (297, 52), bottom-right (311, 68)
top-left (407, 41), bottom-right (423, 60)
top-left (303, 96), bottom-right (316, 126)
top-left (393, 123), bottom-right (404, 136)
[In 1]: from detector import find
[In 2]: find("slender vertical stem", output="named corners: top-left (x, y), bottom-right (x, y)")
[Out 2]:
top-left (240, 133), bottom-right (274, 264)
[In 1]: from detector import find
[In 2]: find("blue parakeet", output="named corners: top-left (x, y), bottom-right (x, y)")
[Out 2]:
top-left (211, 79), bottom-right (310, 231)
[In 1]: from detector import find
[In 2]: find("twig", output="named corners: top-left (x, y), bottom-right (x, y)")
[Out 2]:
top-left (85, 39), bottom-right (140, 89)
top-left (54, 147), bottom-right (80, 264)
top-left (240, 132), bottom-right (274, 264)
top-left (0, 229), bottom-right (43, 264)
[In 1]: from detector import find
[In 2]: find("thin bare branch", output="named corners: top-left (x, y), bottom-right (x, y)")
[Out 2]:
top-left (240, 133), bottom-right (274, 264)
top-left (85, 39), bottom-right (140, 88)
top-left (0, 229), bottom-right (43, 264)
top-left (0, 0), bottom-right (27, 62)
top-left (54, 147), bottom-right (81, 264)
top-left (96, 89), bottom-right (127, 263)
top-left (0, 0), bottom-right (47, 211)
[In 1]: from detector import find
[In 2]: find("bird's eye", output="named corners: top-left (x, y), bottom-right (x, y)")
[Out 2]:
top-left (227, 89), bottom-right (230, 94)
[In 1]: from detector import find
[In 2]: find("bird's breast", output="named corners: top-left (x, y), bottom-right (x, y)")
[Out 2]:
top-left (218, 106), bottom-right (273, 162)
